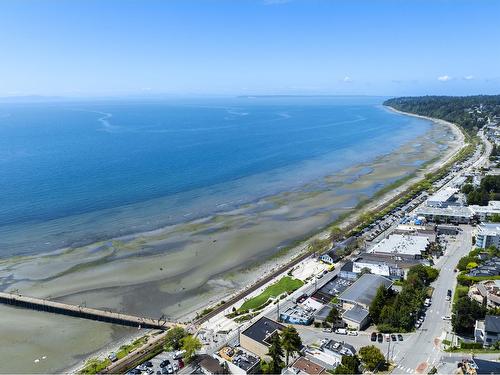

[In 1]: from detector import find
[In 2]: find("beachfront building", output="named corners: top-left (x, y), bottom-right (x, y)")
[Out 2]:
top-left (367, 234), bottom-right (429, 259)
top-left (426, 187), bottom-right (459, 208)
top-left (240, 317), bottom-right (285, 361)
top-left (470, 201), bottom-right (500, 222)
top-left (415, 206), bottom-right (474, 224)
top-left (319, 250), bottom-right (339, 265)
top-left (475, 223), bottom-right (500, 249)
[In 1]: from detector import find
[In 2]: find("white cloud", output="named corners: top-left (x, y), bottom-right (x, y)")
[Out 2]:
top-left (437, 75), bottom-right (452, 82)
top-left (343, 76), bottom-right (352, 83)
top-left (463, 75), bottom-right (475, 80)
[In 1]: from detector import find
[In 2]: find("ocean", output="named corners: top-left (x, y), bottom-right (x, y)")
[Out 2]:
top-left (0, 96), bottom-right (432, 257)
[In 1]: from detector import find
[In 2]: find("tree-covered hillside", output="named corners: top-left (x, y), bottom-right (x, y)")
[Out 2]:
top-left (384, 95), bottom-right (500, 134)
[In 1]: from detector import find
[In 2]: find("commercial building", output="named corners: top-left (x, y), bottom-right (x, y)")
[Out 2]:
top-left (341, 305), bottom-right (370, 330)
top-left (475, 315), bottom-right (500, 346)
top-left (368, 234), bottom-right (429, 259)
top-left (470, 201), bottom-right (500, 222)
top-left (240, 317), bottom-right (285, 360)
top-left (304, 340), bottom-right (356, 370)
top-left (279, 304), bottom-right (314, 325)
top-left (338, 274), bottom-right (393, 310)
top-left (415, 206), bottom-right (474, 224)
top-left (475, 223), bottom-right (500, 249)
top-left (216, 347), bottom-right (260, 374)
top-left (426, 187), bottom-right (459, 208)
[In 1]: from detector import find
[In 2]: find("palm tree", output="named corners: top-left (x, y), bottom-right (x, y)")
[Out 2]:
top-left (280, 326), bottom-right (302, 365)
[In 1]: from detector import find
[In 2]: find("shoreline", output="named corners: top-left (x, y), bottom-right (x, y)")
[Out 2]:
top-left (69, 107), bottom-right (467, 373)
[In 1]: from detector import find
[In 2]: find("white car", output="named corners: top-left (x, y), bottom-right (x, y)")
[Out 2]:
top-left (322, 328), bottom-right (332, 333)
top-left (347, 331), bottom-right (358, 336)
top-left (442, 315), bottom-right (452, 321)
top-left (335, 328), bottom-right (347, 335)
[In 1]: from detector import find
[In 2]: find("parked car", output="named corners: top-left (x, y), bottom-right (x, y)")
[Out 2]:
top-left (377, 333), bottom-right (383, 343)
top-left (335, 328), bottom-right (347, 335)
top-left (348, 331), bottom-right (358, 336)
top-left (173, 362), bottom-right (179, 372)
top-left (322, 328), bottom-right (332, 333)
top-left (166, 365), bottom-right (174, 374)
top-left (144, 361), bottom-right (153, 368)
top-left (108, 353), bottom-right (118, 362)
top-left (160, 360), bottom-right (170, 368)
top-left (173, 350), bottom-right (185, 360)
top-left (391, 334), bottom-right (397, 341)
top-left (397, 334), bottom-right (403, 341)
top-left (442, 315), bottom-right (452, 321)
top-left (371, 332), bottom-right (377, 341)
top-left (385, 334), bottom-right (390, 342)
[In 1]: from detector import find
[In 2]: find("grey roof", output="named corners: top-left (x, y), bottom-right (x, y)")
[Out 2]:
top-left (314, 305), bottom-right (333, 320)
top-left (340, 261), bottom-right (353, 272)
top-left (485, 315), bottom-right (500, 333)
top-left (241, 316), bottom-right (285, 345)
top-left (338, 274), bottom-right (393, 307)
top-left (342, 305), bottom-right (370, 324)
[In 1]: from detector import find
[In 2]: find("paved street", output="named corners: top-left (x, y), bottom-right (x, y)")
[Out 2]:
top-left (391, 226), bottom-right (472, 374)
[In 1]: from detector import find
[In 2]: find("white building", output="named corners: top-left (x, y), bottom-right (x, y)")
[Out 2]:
top-left (415, 206), bottom-right (474, 224)
top-left (470, 201), bottom-right (500, 222)
top-left (426, 187), bottom-right (458, 208)
top-left (368, 234), bottom-right (429, 259)
top-left (475, 223), bottom-right (500, 249)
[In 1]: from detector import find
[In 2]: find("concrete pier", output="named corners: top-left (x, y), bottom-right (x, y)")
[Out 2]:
top-left (0, 292), bottom-right (182, 330)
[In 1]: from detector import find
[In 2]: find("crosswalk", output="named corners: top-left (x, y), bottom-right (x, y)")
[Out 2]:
top-left (395, 365), bottom-right (414, 373)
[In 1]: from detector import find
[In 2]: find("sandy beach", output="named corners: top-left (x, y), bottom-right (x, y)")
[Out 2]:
top-left (0, 109), bottom-right (465, 373)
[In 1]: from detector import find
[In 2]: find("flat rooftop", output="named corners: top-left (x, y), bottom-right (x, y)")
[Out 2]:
top-left (368, 234), bottom-right (429, 256)
top-left (427, 187), bottom-right (458, 203)
top-left (416, 206), bottom-right (473, 218)
top-left (477, 223), bottom-right (500, 236)
top-left (241, 316), bottom-right (285, 346)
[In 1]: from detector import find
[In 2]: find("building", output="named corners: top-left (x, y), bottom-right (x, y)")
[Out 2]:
top-left (475, 315), bottom-right (500, 346)
top-left (304, 340), bottom-right (356, 370)
top-left (240, 317), bottom-right (285, 360)
top-left (469, 257), bottom-right (500, 277)
top-left (426, 187), bottom-right (459, 207)
top-left (198, 355), bottom-right (229, 375)
top-left (342, 305), bottom-right (370, 330)
top-left (282, 357), bottom-right (326, 375)
top-left (338, 274), bottom-right (393, 310)
top-left (470, 201), bottom-right (500, 221)
top-left (320, 250), bottom-right (339, 265)
top-left (280, 304), bottom-right (314, 325)
top-left (368, 234), bottom-right (429, 259)
top-left (475, 223), bottom-right (500, 249)
top-left (468, 280), bottom-right (500, 308)
top-left (393, 224), bottom-right (437, 243)
top-left (415, 206), bottom-right (474, 224)
top-left (216, 347), bottom-right (260, 374)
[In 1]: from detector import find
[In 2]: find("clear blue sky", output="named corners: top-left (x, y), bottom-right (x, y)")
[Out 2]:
top-left (1, 0), bottom-right (499, 97)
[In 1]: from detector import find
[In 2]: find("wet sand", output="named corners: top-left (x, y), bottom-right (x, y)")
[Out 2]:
top-left (0, 115), bottom-right (462, 373)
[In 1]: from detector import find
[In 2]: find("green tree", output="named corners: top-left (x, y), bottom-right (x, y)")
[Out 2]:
top-left (333, 355), bottom-right (361, 374)
top-left (280, 326), bottom-right (302, 365)
top-left (164, 326), bottom-right (188, 351)
top-left (452, 298), bottom-right (486, 335)
top-left (491, 213), bottom-right (500, 223)
top-left (359, 345), bottom-right (386, 371)
top-left (180, 335), bottom-right (201, 362)
top-left (369, 285), bottom-right (388, 324)
top-left (330, 226), bottom-right (343, 242)
top-left (267, 333), bottom-right (284, 374)
top-left (326, 307), bottom-right (340, 324)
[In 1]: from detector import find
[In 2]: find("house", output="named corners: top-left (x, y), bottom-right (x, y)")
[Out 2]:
top-left (475, 223), bottom-right (500, 249)
top-left (282, 357), bottom-right (326, 375)
top-left (320, 250), bottom-right (339, 265)
top-left (469, 257), bottom-right (500, 277)
top-left (475, 315), bottom-right (500, 346)
top-left (304, 340), bottom-right (356, 370)
top-left (338, 274), bottom-right (393, 311)
top-left (240, 317), bottom-right (285, 360)
top-left (198, 355), bottom-right (229, 375)
top-left (368, 234), bottom-right (429, 260)
top-left (415, 206), bottom-right (474, 224)
top-left (468, 280), bottom-right (500, 308)
top-left (342, 305), bottom-right (370, 330)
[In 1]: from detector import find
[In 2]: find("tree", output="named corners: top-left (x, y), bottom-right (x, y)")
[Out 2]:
top-left (330, 226), bottom-right (343, 242)
top-left (334, 355), bottom-right (361, 374)
top-left (180, 335), bottom-right (201, 362)
top-left (369, 285), bottom-right (388, 324)
top-left (267, 333), bottom-right (284, 374)
top-left (280, 326), bottom-right (302, 365)
top-left (359, 267), bottom-right (372, 276)
top-left (164, 326), bottom-right (188, 351)
top-left (452, 298), bottom-right (486, 335)
top-left (491, 214), bottom-right (500, 223)
top-left (326, 307), bottom-right (340, 324)
top-left (358, 345), bottom-right (385, 371)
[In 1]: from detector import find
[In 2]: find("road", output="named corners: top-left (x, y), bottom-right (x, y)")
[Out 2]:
top-left (391, 226), bottom-right (472, 374)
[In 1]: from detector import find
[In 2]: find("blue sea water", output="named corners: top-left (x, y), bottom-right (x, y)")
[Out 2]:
top-left (0, 96), bottom-right (432, 256)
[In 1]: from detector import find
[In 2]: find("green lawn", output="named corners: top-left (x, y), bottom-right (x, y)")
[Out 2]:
top-left (239, 276), bottom-right (304, 311)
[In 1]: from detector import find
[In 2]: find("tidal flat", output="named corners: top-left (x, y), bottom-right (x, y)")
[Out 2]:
top-left (0, 119), bottom-right (460, 373)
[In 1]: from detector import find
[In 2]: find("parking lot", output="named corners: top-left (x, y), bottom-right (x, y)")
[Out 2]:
top-left (127, 351), bottom-right (185, 375)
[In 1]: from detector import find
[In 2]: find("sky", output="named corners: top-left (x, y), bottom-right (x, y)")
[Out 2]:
top-left (0, 0), bottom-right (499, 97)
